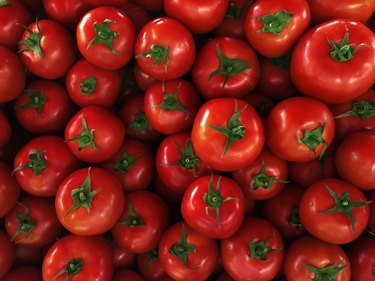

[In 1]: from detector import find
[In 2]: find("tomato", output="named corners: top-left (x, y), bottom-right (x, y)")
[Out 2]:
top-left (131, 0), bottom-right (163, 13)
top-left (291, 19), bottom-right (375, 104)
top-left (164, 0), bottom-right (229, 34)
top-left (0, 46), bottom-right (26, 103)
top-left (347, 235), bottom-right (375, 281)
top-left (0, 231), bottom-right (15, 279)
top-left (221, 217), bottom-right (284, 281)
top-left (111, 191), bottom-right (170, 253)
top-left (13, 135), bottom-right (80, 197)
top-left (77, 6), bottom-right (136, 70)
top-left (241, 91), bottom-right (274, 126)
top-left (110, 241), bottom-right (136, 270)
top-left (135, 17), bottom-right (195, 80)
top-left (13, 244), bottom-right (44, 267)
top-left (0, 110), bottom-right (11, 149)
top-left (133, 62), bottom-right (157, 92)
top-left (113, 269), bottom-right (145, 281)
top-left (18, 19), bottom-right (77, 79)
top-left (0, 161), bottom-right (20, 217)
top-left (191, 98), bottom-right (264, 171)
top-left (244, 0), bottom-right (311, 58)
top-left (42, 234), bottom-right (113, 281)
top-left (64, 105), bottom-right (126, 163)
top-left (1, 266), bottom-right (42, 281)
top-left (299, 178), bottom-right (370, 244)
top-left (55, 167), bottom-right (124, 235)
top-left (119, 2), bottom-right (152, 32)
top-left (137, 249), bottom-right (167, 281)
top-left (265, 96), bottom-right (335, 162)
top-left (144, 79), bottom-right (201, 135)
top-left (192, 36), bottom-right (259, 99)
top-left (85, 0), bottom-right (129, 7)
top-left (158, 221), bottom-right (219, 281)
top-left (284, 235), bottom-right (351, 281)
top-left (14, 79), bottom-right (75, 134)
top-left (5, 195), bottom-right (62, 248)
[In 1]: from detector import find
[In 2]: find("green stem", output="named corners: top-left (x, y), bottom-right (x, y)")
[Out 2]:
top-left (255, 10), bottom-right (293, 35)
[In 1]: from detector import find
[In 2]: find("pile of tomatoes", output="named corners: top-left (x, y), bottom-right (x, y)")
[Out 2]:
top-left (0, 0), bottom-right (375, 280)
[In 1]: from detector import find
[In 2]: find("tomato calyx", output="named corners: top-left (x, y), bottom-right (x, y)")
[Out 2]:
top-left (80, 77), bottom-right (97, 95)
top-left (152, 81), bottom-right (189, 120)
top-left (0, 0), bottom-right (10, 7)
top-left (65, 114), bottom-right (98, 151)
top-left (209, 44), bottom-right (251, 87)
top-left (297, 121), bottom-right (327, 158)
top-left (203, 175), bottom-right (238, 229)
top-left (128, 112), bottom-right (151, 138)
top-left (303, 259), bottom-right (348, 281)
top-left (145, 249), bottom-right (159, 270)
top-left (11, 202), bottom-right (35, 243)
top-left (169, 138), bottom-right (199, 174)
top-left (15, 89), bottom-right (47, 116)
top-left (112, 150), bottom-right (144, 174)
top-left (320, 184), bottom-right (371, 232)
top-left (209, 100), bottom-right (247, 156)
top-left (136, 44), bottom-right (170, 71)
top-left (87, 19), bottom-right (119, 55)
top-left (250, 159), bottom-right (288, 191)
top-left (255, 10), bottom-right (293, 35)
top-left (287, 205), bottom-right (303, 230)
top-left (18, 19), bottom-right (43, 57)
top-left (270, 53), bottom-right (291, 68)
top-left (248, 236), bottom-right (280, 261)
top-left (13, 149), bottom-right (47, 176)
top-left (51, 258), bottom-right (83, 281)
top-left (334, 100), bottom-right (375, 120)
top-left (65, 168), bottom-right (101, 217)
top-left (118, 201), bottom-right (145, 227)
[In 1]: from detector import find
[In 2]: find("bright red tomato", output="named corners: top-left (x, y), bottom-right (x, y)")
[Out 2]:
top-left (0, 231), bottom-right (15, 279)
top-left (0, 161), bottom-right (20, 217)
top-left (347, 235), bottom-right (375, 281)
top-left (0, 110), bottom-right (11, 149)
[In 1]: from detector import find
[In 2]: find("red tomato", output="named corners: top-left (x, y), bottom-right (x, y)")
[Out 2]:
top-left (0, 161), bottom-right (20, 217)
top-left (42, 234), bottom-right (113, 281)
top-left (0, 110), bottom-right (11, 148)
top-left (13, 245), bottom-right (43, 267)
top-left (133, 62), bottom-right (157, 92)
top-left (77, 6), bottom-right (136, 70)
top-left (0, 231), bottom-right (15, 279)
top-left (110, 241), bottom-right (136, 270)
top-left (55, 167), bottom-right (124, 235)
top-left (299, 178), bottom-right (370, 244)
top-left (85, 0), bottom-right (129, 7)
top-left (135, 17), bottom-right (195, 80)
top-left (291, 19), bottom-right (375, 104)
top-left (1, 266), bottom-right (42, 281)
top-left (265, 96), bottom-right (335, 162)
top-left (131, 0), bottom-right (163, 12)
top-left (137, 249), bottom-right (167, 281)
top-left (191, 98), bottom-right (264, 171)
top-left (119, 2), bottom-right (152, 32)
top-left (214, 2), bottom-right (249, 39)
top-left (159, 221), bottom-right (219, 281)
top-left (221, 217), bottom-right (284, 281)
top-left (244, 0), bottom-right (311, 58)
top-left (347, 235), bottom-right (375, 281)
top-left (112, 269), bottom-right (145, 281)
top-left (284, 235), bottom-right (351, 281)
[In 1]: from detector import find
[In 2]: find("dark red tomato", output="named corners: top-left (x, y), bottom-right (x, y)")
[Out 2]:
top-left (265, 96), bottom-right (335, 162)
top-left (0, 0), bottom-right (32, 49)
top-left (153, 173), bottom-right (185, 204)
top-left (241, 91), bottom-right (274, 125)
top-left (66, 58), bottom-right (121, 108)
top-left (5, 195), bottom-right (61, 248)
top-left (232, 147), bottom-right (288, 200)
top-left (133, 62), bottom-right (157, 92)
top-left (0, 46), bottom-right (26, 103)
top-left (192, 36), bottom-right (260, 99)
top-left (369, 191), bottom-right (375, 234)
top-left (13, 135), bottom-right (80, 197)
top-left (164, 0), bottom-right (229, 34)
top-left (284, 235), bottom-right (351, 281)
top-left (244, 0), bottom-right (311, 58)
top-left (103, 139), bottom-right (155, 192)
top-left (144, 79), bottom-right (201, 135)
top-left (0, 161), bottom-right (20, 217)
top-left (135, 17), bottom-right (195, 80)
top-left (347, 235), bottom-right (375, 281)
top-left (307, 0), bottom-right (375, 25)
top-left (300, 178), bottom-right (370, 244)
top-left (137, 249), bottom-right (167, 281)
top-left (19, 0), bottom-right (42, 13)
top-left (181, 174), bottom-right (245, 239)
top-left (111, 241), bottom-right (136, 270)
top-left (131, 0), bottom-right (163, 13)
top-left (14, 79), bottom-right (75, 134)
top-left (111, 191), bottom-right (170, 254)
top-left (18, 19), bottom-right (77, 79)
top-left (65, 105), bottom-right (126, 163)
top-left (159, 221), bottom-right (219, 281)
top-left (0, 110), bottom-right (11, 148)
top-left (191, 98), bottom-right (264, 172)
top-left (119, 93), bottom-right (162, 144)
top-left (221, 217), bottom-right (284, 281)
top-left (156, 130), bottom-right (215, 194)
top-left (261, 183), bottom-right (306, 241)
top-left (13, 244), bottom-right (44, 267)
top-left (0, 231), bottom-right (15, 279)
top-left (291, 19), bottom-right (375, 104)
top-left (42, 234), bottom-right (113, 281)
top-left (330, 89), bottom-right (375, 141)
top-left (216, 272), bottom-right (235, 281)
top-left (56, 167), bottom-right (124, 235)
top-left (119, 2), bottom-right (152, 32)
top-left (112, 269), bottom-right (144, 281)
top-left (85, 0), bottom-right (129, 7)
top-left (1, 266), bottom-right (42, 281)
top-left (77, 6), bottom-right (136, 70)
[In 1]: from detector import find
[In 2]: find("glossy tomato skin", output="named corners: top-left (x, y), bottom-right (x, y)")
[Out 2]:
top-left (335, 130), bottom-right (375, 191)
top-left (347, 235), bottom-right (375, 281)
top-left (0, 161), bottom-right (20, 217)
top-left (291, 19), bottom-right (375, 104)
top-left (191, 98), bottom-right (264, 172)
top-left (284, 235), bottom-right (351, 281)
top-left (56, 167), bottom-right (124, 236)
top-left (0, 110), bottom-right (12, 149)
top-left (164, 0), bottom-right (229, 34)
top-left (192, 36), bottom-right (260, 99)
top-left (0, 231), bottom-right (15, 279)
top-left (244, 0), bottom-right (311, 58)
top-left (265, 96), bottom-right (335, 162)
top-left (221, 217), bottom-right (284, 281)
top-left (77, 6), bottom-right (136, 70)
top-left (135, 17), bottom-right (195, 80)
top-left (2, 266), bottom-right (42, 281)
top-left (159, 221), bottom-right (219, 281)
top-left (299, 178), bottom-right (370, 244)
top-left (42, 234), bottom-right (113, 281)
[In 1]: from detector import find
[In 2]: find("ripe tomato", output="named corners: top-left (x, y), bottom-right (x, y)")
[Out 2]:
top-left (1, 266), bottom-right (42, 281)
top-left (55, 167), bottom-right (124, 235)
top-left (0, 110), bottom-right (11, 149)
top-left (137, 249), bottom-right (167, 281)
top-left (347, 235), bottom-right (375, 281)
top-left (191, 98), bottom-right (264, 171)
top-left (214, 2), bottom-right (249, 39)
top-left (0, 161), bottom-right (20, 217)
top-left (119, 2), bottom-right (152, 32)
top-left (0, 231), bottom-right (15, 279)
top-left (109, 240), bottom-right (136, 270)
